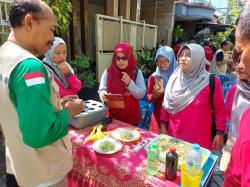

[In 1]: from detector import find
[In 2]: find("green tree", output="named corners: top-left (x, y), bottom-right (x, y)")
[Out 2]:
top-left (172, 25), bottom-right (184, 45)
top-left (213, 28), bottom-right (234, 49)
top-left (70, 54), bottom-right (96, 89)
top-left (44, 0), bottom-right (72, 35)
top-left (217, 15), bottom-right (225, 24)
top-left (227, 0), bottom-right (242, 25)
top-left (213, 0), bottom-right (242, 48)
top-left (135, 47), bottom-right (156, 78)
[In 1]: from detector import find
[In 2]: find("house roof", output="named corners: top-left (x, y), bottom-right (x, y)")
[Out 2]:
top-left (175, 1), bottom-right (215, 11)
top-left (196, 22), bottom-right (231, 29)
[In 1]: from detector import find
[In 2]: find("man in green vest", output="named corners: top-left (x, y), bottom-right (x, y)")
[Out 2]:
top-left (0, 0), bottom-right (84, 186)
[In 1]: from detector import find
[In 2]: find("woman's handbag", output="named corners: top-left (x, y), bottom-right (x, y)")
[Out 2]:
top-left (209, 74), bottom-right (217, 140)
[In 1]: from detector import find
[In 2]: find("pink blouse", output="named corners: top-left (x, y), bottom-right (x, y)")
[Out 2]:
top-left (224, 108), bottom-right (250, 187)
top-left (161, 78), bottom-right (227, 150)
top-left (55, 73), bottom-right (82, 98)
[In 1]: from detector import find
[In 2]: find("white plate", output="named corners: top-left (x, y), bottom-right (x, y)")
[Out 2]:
top-left (111, 128), bottom-right (141, 142)
top-left (93, 138), bottom-right (122, 154)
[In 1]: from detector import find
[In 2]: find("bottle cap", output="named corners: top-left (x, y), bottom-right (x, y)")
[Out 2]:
top-left (170, 147), bottom-right (176, 153)
top-left (151, 143), bottom-right (158, 149)
top-left (192, 144), bottom-right (200, 150)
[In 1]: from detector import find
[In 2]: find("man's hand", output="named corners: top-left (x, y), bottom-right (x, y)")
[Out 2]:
top-left (64, 99), bottom-right (84, 117)
top-left (61, 95), bottom-right (79, 108)
top-left (121, 72), bottom-right (131, 86)
top-left (213, 134), bottom-right (224, 151)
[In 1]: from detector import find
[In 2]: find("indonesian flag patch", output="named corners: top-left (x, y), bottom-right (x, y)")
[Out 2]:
top-left (24, 72), bottom-right (45, 87)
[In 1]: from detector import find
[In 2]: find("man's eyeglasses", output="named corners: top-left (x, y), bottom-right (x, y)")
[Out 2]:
top-left (115, 56), bottom-right (128, 61)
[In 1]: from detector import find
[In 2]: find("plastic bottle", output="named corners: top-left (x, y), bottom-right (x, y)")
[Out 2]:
top-left (165, 147), bottom-right (178, 180)
top-left (146, 143), bottom-right (159, 175)
top-left (186, 144), bottom-right (202, 176)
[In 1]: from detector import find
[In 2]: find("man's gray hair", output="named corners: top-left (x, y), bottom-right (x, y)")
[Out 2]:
top-left (238, 2), bottom-right (250, 41)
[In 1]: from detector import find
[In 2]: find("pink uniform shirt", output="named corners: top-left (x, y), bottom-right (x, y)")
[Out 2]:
top-left (224, 108), bottom-right (250, 187)
top-left (161, 78), bottom-right (227, 150)
top-left (55, 73), bottom-right (82, 98)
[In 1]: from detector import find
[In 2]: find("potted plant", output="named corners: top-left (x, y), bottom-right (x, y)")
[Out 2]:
top-left (135, 47), bottom-right (156, 79)
top-left (70, 54), bottom-right (99, 101)
top-left (172, 25), bottom-right (184, 45)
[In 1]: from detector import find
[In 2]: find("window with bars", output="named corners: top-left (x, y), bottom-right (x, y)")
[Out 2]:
top-left (0, 1), bottom-right (10, 23)
top-left (0, 1), bottom-right (11, 45)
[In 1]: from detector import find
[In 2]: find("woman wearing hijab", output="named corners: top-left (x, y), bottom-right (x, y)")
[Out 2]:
top-left (147, 46), bottom-right (177, 134)
top-left (42, 37), bottom-right (82, 98)
top-left (220, 48), bottom-right (250, 171)
top-left (224, 5), bottom-right (250, 185)
top-left (99, 42), bottom-right (146, 125)
top-left (160, 43), bottom-right (226, 151)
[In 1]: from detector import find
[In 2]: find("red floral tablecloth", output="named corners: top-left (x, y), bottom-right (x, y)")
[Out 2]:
top-left (67, 119), bottom-right (181, 187)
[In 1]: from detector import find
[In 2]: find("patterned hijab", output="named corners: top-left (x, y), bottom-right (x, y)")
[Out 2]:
top-left (42, 37), bottom-right (71, 89)
top-left (163, 43), bottom-right (210, 114)
top-left (107, 42), bottom-right (137, 94)
top-left (152, 46), bottom-right (177, 88)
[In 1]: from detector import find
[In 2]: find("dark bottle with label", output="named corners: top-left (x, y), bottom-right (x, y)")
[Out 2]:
top-left (165, 147), bottom-right (178, 180)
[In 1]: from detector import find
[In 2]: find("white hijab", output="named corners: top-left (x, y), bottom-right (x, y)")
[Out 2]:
top-left (163, 43), bottom-right (210, 114)
top-left (229, 80), bottom-right (250, 139)
top-left (42, 37), bottom-right (73, 89)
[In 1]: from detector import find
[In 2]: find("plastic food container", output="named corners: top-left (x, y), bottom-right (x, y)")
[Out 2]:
top-left (69, 100), bottom-right (106, 129)
top-left (145, 134), bottom-right (211, 170)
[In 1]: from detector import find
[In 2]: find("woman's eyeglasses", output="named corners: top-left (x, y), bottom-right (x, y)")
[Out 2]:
top-left (115, 56), bottom-right (128, 61)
